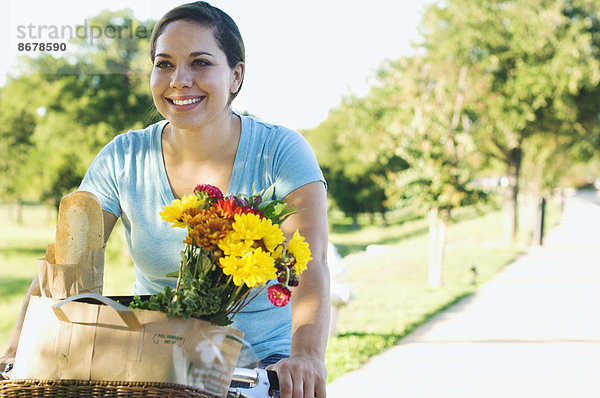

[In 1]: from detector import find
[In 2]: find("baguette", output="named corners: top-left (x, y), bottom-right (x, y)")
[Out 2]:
top-left (55, 191), bottom-right (104, 264)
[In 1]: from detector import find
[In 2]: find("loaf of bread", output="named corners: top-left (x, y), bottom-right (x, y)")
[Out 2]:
top-left (55, 191), bottom-right (104, 264)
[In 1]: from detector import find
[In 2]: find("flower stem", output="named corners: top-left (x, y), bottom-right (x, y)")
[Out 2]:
top-left (231, 285), bottom-right (267, 318)
top-left (176, 244), bottom-right (189, 291)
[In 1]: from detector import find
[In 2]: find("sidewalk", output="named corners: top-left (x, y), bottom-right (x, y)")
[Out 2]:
top-left (327, 191), bottom-right (600, 398)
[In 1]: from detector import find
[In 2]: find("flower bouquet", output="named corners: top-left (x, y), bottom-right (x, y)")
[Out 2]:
top-left (130, 184), bottom-right (312, 326)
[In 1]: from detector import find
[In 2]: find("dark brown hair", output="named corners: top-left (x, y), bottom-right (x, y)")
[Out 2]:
top-left (150, 1), bottom-right (245, 99)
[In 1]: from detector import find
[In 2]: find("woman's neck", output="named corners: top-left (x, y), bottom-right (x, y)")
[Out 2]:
top-left (162, 112), bottom-right (241, 164)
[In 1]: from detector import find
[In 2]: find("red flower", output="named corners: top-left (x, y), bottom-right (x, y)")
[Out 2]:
top-left (194, 184), bottom-right (224, 201)
top-left (216, 198), bottom-right (263, 219)
top-left (268, 284), bottom-right (291, 307)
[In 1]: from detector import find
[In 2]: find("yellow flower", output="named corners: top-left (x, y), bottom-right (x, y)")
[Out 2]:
top-left (159, 194), bottom-right (203, 228)
top-left (288, 230), bottom-right (312, 274)
top-left (219, 255), bottom-right (245, 286)
top-left (218, 232), bottom-right (253, 257)
top-left (229, 213), bottom-right (285, 252)
top-left (181, 194), bottom-right (203, 212)
top-left (273, 245), bottom-right (284, 259)
top-left (160, 200), bottom-right (184, 228)
top-left (219, 248), bottom-right (277, 287)
top-left (241, 248), bottom-right (277, 287)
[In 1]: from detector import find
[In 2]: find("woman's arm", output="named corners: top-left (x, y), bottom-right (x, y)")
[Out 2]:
top-left (0, 210), bottom-right (118, 376)
top-left (267, 181), bottom-right (330, 398)
top-left (101, 210), bottom-right (118, 245)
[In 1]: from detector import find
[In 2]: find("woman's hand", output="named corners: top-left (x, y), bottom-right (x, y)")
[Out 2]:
top-left (267, 354), bottom-right (327, 398)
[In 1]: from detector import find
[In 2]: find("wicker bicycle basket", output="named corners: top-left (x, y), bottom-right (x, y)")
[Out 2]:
top-left (0, 379), bottom-right (218, 398)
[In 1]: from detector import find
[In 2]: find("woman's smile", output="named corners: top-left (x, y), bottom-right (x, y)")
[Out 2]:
top-left (166, 95), bottom-right (206, 111)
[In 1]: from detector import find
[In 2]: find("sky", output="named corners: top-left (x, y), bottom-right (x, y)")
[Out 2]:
top-left (2, 0), bottom-right (435, 130)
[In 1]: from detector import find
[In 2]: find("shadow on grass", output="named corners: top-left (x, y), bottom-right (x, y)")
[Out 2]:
top-left (332, 207), bottom-right (489, 257)
top-left (0, 247), bottom-right (46, 258)
top-left (336, 292), bottom-right (474, 343)
top-left (329, 213), bottom-right (423, 235)
top-left (0, 277), bottom-right (33, 298)
top-left (334, 226), bottom-right (430, 257)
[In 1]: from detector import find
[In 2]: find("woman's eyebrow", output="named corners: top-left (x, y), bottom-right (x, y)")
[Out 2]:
top-left (190, 51), bottom-right (214, 58)
top-left (155, 52), bottom-right (214, 58)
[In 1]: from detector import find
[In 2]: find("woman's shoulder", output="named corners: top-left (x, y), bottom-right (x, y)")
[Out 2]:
top-left (112, 120), bottom-right (166, 144)
top-left (103, 120), bottom-right (167, 154)
top-left (240, 114), bottom-right (307, 146)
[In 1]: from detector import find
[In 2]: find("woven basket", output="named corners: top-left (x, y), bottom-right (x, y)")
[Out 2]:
top-left (0, 379), bottom-right (218, 398)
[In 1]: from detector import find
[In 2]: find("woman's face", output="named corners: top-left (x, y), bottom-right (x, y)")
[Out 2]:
top-left (150, 20), bottom-right (244, 130)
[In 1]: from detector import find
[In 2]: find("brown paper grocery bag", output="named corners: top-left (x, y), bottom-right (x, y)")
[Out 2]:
top-left (12, 293), bottom-right (243, 397)
top-left (37, 243), bottom-right (105, 299)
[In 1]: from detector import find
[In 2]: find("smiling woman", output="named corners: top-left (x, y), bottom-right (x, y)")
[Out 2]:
top-left (150, 21), bottom-right (244, 132)
top-left (2, 2), bottom-right (331, 398)
top-left (149, 12), bottom-right (245, 132)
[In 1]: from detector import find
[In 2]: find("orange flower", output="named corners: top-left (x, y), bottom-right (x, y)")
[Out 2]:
top-left (182, 206), bottom-right (233, 250)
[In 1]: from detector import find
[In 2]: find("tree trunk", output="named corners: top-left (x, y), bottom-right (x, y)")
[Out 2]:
top-left (381, 211), bottom-right (388, 227)
top-left (351, 214), bottom-right (359, 230)
top-left (14, 200), bottom-right (23, 225)
top-left (503, 147), bottom-right (522, 244)
top-left (428, 208), bottom-right (447, 288)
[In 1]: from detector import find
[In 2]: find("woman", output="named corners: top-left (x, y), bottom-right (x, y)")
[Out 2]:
top-left (2, 2), bottom-right (330, 397)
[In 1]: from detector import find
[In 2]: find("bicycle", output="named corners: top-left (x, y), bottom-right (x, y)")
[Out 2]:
top-left (229, 367), bottom-right (280, 398)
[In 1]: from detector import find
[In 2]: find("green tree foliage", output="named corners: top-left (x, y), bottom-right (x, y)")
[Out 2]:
top-left (0, 9), bottom-right (160, 208)
top-left (420, 0), bottom-right (600, 241)
top-left (368, 57), bottom-right (488, 220)
top-left (0, 101), bottom-right (37, 210)
top-left (306, 95), bottom-right (407, 225)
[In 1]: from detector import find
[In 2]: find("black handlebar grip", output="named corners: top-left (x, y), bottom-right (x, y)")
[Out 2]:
top-left (267, 369), bottom-right (279, 391)
top-left (266, 370), bottom-right (317, 397)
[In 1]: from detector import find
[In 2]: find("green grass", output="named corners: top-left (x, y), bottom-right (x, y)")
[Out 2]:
top-left (0, 204), bottom-right (135, 351)
top-left (0, 200), bottom-right (561, 382)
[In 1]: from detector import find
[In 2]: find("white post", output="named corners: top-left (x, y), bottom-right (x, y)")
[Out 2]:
top-left (327, 242), bottom-right (352, 337)
top-left (428, 208), bottom-right (446, 288)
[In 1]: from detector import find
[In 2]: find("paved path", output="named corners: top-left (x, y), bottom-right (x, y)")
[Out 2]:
top-left (327, 191), bottom-right (600, 398)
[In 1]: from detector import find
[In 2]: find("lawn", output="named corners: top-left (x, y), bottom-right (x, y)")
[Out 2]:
top-left (0, 199), bottom-right (560, 382)
top-left (0, 205), bottom-right (136, 348)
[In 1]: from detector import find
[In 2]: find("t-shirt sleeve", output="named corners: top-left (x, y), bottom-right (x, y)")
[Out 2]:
top-left (79, 137), bottom-right (123, 218)
top-left (272, 128), bottom-right (327, 200)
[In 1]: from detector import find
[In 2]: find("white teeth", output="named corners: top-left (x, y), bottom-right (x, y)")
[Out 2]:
top-left (172, 98), bottom-right (202, 105)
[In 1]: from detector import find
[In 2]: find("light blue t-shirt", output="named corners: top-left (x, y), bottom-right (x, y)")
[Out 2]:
top-left (79, 114), bottom-right (326, 360)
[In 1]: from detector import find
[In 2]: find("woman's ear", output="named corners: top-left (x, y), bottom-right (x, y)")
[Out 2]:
top-left (230, 61), bottom-right (245, 94)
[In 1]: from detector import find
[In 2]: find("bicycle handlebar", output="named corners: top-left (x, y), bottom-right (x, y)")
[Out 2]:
top-left (266, 370), bottom-right (279, 392)
top-left (229, 368), bottom-right (274, 397)
top-left (230, 368), bottom-right (315, 398)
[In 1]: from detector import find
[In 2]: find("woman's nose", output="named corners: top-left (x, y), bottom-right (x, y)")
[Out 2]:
top-left (170, 66), bottom-right (193, 88)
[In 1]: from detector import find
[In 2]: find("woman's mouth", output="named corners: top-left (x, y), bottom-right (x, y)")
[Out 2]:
top-left (167, 96), bottom-right (205, 111)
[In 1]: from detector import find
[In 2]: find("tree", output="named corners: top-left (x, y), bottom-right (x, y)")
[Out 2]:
top-left (420, 0), bottom-right (600, 242)
top-left (306, 94), bottom-right (407, 226)
top-left (367, 56), bottom-right (488, 287)
top-left (0, 9), bottom-right (160, 208)
top-left (0, 102), bottom-right (37, 223)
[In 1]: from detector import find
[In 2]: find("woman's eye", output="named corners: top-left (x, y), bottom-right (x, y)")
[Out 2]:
top-left (192, 59), bottom-right (210, 67)
top-left (155, 60), bottom-right (171, 69)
